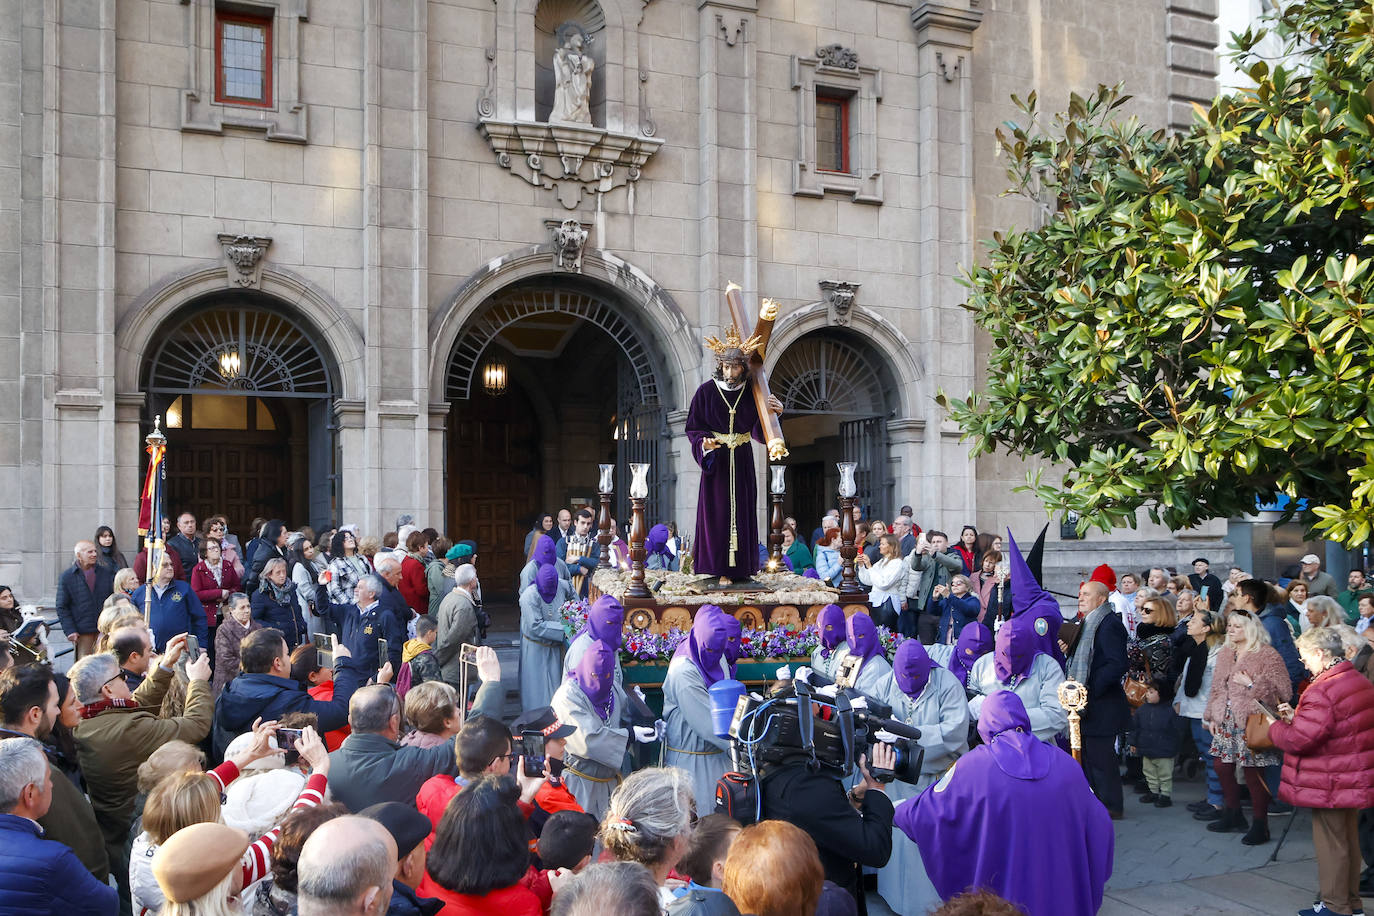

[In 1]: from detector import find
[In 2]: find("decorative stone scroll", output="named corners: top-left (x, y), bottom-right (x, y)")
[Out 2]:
top-left (479, 119), bottom-right (663, 209)
top-left (816, 43), bottom-right (858, 71)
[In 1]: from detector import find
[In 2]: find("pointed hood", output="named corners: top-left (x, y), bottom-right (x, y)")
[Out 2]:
top-left (645, 524), bottom-right (671, 558)
top-left (1007, 528), bottom-right (1061, 622)
top-left (994, 613), bottom-right (1038, 682)
top-left (817, 604), bottom-right (846, 658)
top-left (893, 639), bottom-right (935, 699)
top-left (532, 537), bottom-right (556, 567)
top-left (845, 611), bottom-right (880, 665)
top-left (722, 613), bottom-right (742, 670)
top-left (1025, 523), bottom-right (1049, 584)
top-left (681, 605), bottom-right (730, 686)
top-left (535, 564), bottom-right (559, 603)
top-left (947, 621), bottom-right (993, 686)
top-left (571, 638), bottom-right (616, 720)
top-left (978, 690), bottom-right (1053, 780)
top-left (578, 595), bottom-right (625, 649)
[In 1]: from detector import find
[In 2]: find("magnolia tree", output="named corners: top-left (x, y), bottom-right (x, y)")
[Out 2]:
top-left (941, 0), bottom-right (1374, 545)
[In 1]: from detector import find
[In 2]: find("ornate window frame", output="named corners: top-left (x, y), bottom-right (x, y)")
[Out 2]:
top-left (180, 0), bottom-right (309, 143)
top-left (791, 45), bottom-right (883, 204)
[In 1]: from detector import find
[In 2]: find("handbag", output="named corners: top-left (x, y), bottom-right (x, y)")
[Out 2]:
top-left (1245, 710), bottom-right (1275, 750)
top-left (1123, 654), bottom-right (1152, 708)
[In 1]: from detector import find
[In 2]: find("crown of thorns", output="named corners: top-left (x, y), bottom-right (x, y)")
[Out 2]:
top-left (704, 326), bottom-right (762, 357)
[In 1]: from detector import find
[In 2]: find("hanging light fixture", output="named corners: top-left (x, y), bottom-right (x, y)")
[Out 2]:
top-left (482, 360), bottom-right (508, 396)
top-left (218, 347), bottom-right (241, 380)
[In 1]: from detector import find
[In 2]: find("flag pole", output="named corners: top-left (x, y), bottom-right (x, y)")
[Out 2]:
top-left (143, 417), bottom-right (167, 627)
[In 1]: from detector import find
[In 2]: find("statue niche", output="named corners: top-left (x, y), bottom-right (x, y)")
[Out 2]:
top-left (550, 23), bottom-right (594, 124)
top-left (534, 0), bottom-right (606, 126)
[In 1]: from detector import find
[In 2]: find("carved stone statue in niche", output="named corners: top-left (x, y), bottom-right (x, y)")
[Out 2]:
top-left (550, 23), bottom-right (594, 124)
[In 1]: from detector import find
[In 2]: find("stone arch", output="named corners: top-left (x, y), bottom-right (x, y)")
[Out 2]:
top-left (765, 301), bottom-right (924, 420)
top-left (428, 243), bottom-right (698, 410)
top-left (115, 265), bottom-right (365, 402)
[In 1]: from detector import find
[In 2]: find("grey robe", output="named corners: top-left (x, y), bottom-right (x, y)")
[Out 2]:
top-left (518, 558), bottom-right (571, 592)
top-left (563, 631), bottom-right (625, 692)
top-left (662, 655), bottom-right (732, 812)
top-left (876, 665), bottom-right (970, 916)
top-left (551, 677), bottom-right (628, 822)
top-left (520, 580), bottom-right (574, 711)
top-left (965, 651), bottom-right (1068, 742)
top-left (810, 642), bottom-right (850, 683)
top-left (926, 642), bottom-right (955, 667)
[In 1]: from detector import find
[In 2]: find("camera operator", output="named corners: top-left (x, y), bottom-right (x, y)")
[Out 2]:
top-left (757, 736), bottom-right (896, 915)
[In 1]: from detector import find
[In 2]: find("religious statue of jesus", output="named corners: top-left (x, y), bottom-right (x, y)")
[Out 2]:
top-left (686, 326), bottom-right (784, 585)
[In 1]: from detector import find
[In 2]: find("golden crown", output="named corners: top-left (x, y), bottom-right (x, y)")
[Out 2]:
top-left (704, 325), bottom-right (763, 357)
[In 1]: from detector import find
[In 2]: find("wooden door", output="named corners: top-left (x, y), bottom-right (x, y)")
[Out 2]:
top-left (449, 384), bottom-right (541, 600)
top-left (165, 440), bottom-right (292, 535)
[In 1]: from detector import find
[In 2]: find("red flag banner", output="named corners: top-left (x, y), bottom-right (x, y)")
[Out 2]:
top-left (138, 441), bottom-right (166, 537)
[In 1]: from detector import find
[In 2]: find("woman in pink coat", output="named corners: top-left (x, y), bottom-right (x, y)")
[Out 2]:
top-left (1267, 627), bottom-right (1374, 916)
top-left (1202, 609), bottom-right (1292, 845)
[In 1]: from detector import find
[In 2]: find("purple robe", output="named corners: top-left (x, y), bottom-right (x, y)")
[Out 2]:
top-left (685, 379), bottom-right (765, 578)
top-left (894, 691), bottom-right (1114, 916)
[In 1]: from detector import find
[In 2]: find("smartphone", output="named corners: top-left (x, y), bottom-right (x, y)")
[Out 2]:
top-left (512, 730), bottom-right (546, 778)
top-left (185, 634), bottom-right (200, 662)
top-left (275, 727), bottom-right (304, 751)
top-left (313, 632), bottom-right (335, 668)
top-left (1254, 699), bottom-right (1282, 721)
top-left (459, 643), bottom-right (480, 667)
top-left (1200, 585), bottom-right (1210, 600)
top-left (377, 638), bottom-right (389, 670)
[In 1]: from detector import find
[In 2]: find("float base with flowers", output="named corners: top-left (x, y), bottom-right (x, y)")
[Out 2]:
top-left (565, 570), bottom-right (885, 697)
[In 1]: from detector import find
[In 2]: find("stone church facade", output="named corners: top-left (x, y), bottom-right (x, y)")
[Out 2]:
top-left (1, 0), bottom-right (1230, 600)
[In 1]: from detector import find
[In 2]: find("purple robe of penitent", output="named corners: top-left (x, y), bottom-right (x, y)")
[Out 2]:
top-left (893, 690), bottom-right (1114, 916)
top-left (685, 379), bottom-right (765, 579)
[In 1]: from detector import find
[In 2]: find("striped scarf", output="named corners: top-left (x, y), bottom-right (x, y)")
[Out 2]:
top-left (1066, 602), bottom-right (1112, 686)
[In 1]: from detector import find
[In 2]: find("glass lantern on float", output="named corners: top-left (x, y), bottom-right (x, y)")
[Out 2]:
top-left (836, 462), bottom-right (858, 499)
top-left (626, 463), bottom-right (653, 599)
top-left (598, 464), bottom-right (615, 495)
top-left (767, 465), bottom-right (787, 571)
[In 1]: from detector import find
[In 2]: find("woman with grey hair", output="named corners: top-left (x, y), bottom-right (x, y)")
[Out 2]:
top-left (600, 766), bottom-right (696, 911)
top-left (549, 861), bottom-right (661, 916)
top-left (1266, 627), bottom-right (1374, 916)
top-left (252, 557), bottom-right (306, 650)
top-left (1304, 595), bottom-right (1346, 634)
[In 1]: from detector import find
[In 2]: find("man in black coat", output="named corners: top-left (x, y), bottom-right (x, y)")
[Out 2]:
top-left (758, 743), bottom-right (896, 915)
top-left (1068, 579), bottom-right (1129, 818)
top-left (165, 512), bottom-right (201, 580)
top-left (54, 540), bottom-right (114, 659)
top-left (244, 519), bottom-right (288, 593)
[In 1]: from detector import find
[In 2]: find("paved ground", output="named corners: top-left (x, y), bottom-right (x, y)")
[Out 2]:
top-left (439, 611), bottom-right (1337, 916)
top-left (865, 760), bottom-right (1323, 916)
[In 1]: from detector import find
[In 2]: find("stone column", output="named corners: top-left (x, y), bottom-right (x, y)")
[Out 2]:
top-left (33, 0), bottom-right (119, 601)
top-left (0, 7), bottom-right (26, 593)
top-left (696, 0), bottom-right (759, 334)
top-left (910, 1), bottom-right (981, 532)
top-left (335, 400), bottom-right (368, 530)
top-left (362, 0), bottom-right (432, 530)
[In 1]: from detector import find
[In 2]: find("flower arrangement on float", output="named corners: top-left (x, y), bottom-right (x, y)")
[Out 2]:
top-left (559, 598), bottom-right (906, 664)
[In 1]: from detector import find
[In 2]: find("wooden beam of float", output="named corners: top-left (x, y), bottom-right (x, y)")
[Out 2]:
top-left (723, 282), bottom-right (788, 460)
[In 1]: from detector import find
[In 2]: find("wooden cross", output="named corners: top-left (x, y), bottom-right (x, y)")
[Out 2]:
top-left (723, 283), bottom-right (788, 460)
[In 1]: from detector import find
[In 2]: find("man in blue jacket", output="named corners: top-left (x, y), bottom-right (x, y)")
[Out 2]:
top-left (337, 574), bottom-right (406, 674)
top-left (212, 626), bottom-right (368, 760)
top-left (0, 737), bottom-right (118, 915)
top-left (55, 540), bottom-right (115, 659)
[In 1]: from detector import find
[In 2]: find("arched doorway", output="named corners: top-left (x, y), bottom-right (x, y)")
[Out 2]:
top-left (445, 278), bottom-right (673, 598)
top-left (770, 330), bottom-right (898, 526)
top-left (141, 295), bottom-right (339, 534)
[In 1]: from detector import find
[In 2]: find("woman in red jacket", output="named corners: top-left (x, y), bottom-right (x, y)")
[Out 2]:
top-left (1267, 627), bottom-right (1374, 916)
top-left (419, 774), bottom-right (544, 915)
top-left (190, 537), bottom-right (241, 657)
top-left (398, 530), bottom-right (431, 617)
top-left (1202, 609), bottom-right (1292, 845)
